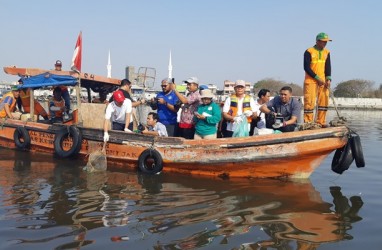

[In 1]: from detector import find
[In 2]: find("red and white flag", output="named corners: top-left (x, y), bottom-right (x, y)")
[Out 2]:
top-left (71, 31), bottom-right (82, 72)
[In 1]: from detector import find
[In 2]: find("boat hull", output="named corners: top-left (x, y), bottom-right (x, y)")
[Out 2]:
top-left (0, 119), bottom-right (348, 179)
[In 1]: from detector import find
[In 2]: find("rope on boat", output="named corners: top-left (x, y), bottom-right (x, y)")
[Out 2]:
top-left (299, 88), bottom-right (348, 131)
top-left (329, 87), bottom-right (347, 123)
top-left (298, 122), bottom-right (323, 130)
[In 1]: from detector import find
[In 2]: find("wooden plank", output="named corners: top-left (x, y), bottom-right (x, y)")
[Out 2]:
top-left (80, 103), bottom-right (108, 129)
top-left (3, 66), bottom-right (121, 86)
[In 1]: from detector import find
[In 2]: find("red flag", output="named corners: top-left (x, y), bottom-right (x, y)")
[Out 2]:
top-left (71, 31), bottom-right (82, 72)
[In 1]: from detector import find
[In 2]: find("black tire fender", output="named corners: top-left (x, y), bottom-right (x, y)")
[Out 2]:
top-left (350, 134), bottom-right (365, 168)
top-left (54, 126), bottom-right (82, 158)
top-left (331, 141), bottom-right (354, 174)
top-left (13, 127), bottom-right (31, 150)
top-left (138, 149), bottom-right (163, 175)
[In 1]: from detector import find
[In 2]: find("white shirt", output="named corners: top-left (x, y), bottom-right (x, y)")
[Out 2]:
top-left (223, 96), bottom-right (257, 132)
top-left (150, 122), bottom-right (168, 137)
top-left (105, 99), bottom-right (132, 123)
top-left (254, 99), bottom-right (266, 129)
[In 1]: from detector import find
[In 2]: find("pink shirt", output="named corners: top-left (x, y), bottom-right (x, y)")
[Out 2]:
top-left (179, 91), bottom-right (201, 128)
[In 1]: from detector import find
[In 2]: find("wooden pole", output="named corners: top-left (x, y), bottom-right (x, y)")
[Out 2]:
top-left (30, 89), bottom-right (35, 122)
top-left (75, 75), bottom-right (83, 125)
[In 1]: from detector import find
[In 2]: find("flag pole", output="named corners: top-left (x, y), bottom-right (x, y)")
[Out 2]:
top-left (71, 31), bottom-right (83, 125)
top-left (75, 72), bottom-right (82, 125)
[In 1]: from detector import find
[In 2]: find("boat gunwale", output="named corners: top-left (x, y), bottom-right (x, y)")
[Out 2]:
top-left (2, 119), bottom-right (349, 149)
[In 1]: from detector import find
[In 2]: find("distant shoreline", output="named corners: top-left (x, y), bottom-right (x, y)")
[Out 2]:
top-left (291, 96), bottom-right (382, 110)
top-left (329, 97), bottom-right (382, 110)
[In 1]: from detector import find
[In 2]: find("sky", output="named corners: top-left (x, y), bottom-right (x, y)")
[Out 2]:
top-left (1, 0), bottom-right (381, 90)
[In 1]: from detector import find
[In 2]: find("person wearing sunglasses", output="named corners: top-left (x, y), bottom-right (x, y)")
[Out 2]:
top-left (150, 78), bottom-right (179, 136)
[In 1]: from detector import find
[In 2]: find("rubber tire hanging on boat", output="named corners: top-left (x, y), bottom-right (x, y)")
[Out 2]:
top-left (13, 127), bottom-right (31, 150)
top-left (331, 140), bottom-right (354, 174)
top-left (54, 126), bottom-right (82, 158)
top-left (138, 149), bottom-right (163, 175)
top-left (350, 133), bottom-right (365, 168)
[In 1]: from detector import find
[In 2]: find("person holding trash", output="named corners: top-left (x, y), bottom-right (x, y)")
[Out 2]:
top-left (103, 90), bottom-right (133, 142)
top-left (222, 80), bottom-right (257, 137)
top-left (194, 89), bottom-right (221, 139)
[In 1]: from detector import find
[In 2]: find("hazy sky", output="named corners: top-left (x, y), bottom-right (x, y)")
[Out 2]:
top-left (1, 0), bottom-right (381, 90)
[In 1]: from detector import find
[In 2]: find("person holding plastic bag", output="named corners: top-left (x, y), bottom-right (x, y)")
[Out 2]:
top-left (222, 80), bottom-right (257, 137)
top-left (232, 114), bottom-right (249, 137)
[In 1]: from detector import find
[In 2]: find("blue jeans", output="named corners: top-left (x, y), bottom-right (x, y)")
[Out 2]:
top-left (62, 90), bottom-right (71, 111)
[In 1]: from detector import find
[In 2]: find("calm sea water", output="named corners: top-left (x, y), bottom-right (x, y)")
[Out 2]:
top-left (0, 110), bottom-right (381, 250)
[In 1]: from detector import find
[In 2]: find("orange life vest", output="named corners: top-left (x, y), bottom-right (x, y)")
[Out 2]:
top-left (49, 97), bottom-right (65, 118)
top-left (19, 89), bottom-right (48, 116)
top-left (0, 91), bottom-right (17, 118)
top-left (305, 47), bottom-right (330, 84)
top-left (229, 95), bottom-right (252, 122)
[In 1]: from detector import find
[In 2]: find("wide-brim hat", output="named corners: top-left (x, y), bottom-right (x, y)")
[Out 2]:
top-left (200, 89), bottom-right (214, 98)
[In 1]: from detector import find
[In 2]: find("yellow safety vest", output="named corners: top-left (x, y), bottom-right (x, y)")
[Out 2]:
top-left (305, 47), bottom-right (330, 84)
top-left (229, 95), bottom-right (252, 122)
top-left (0, 91), bottom-right (17, 118)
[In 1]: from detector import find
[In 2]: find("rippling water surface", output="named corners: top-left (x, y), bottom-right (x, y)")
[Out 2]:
top-left (0, 110), bottom-right (381, 249)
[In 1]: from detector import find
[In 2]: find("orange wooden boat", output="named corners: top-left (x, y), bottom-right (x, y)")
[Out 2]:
top-left (1, 66), bottom-right (354, 179)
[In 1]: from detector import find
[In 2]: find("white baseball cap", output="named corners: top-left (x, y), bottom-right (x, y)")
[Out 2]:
top-left (235, 80), bottom-right (246, 87)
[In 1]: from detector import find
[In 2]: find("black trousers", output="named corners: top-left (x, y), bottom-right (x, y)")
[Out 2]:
top-left (279, 124), bottom-right (296, 132)
top-left (178, 127), bottom-right (195, 139)
top-left (112, 121), bottom-right (133, 131)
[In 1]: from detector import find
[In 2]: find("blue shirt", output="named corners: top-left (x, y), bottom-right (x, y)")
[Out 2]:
top-left (156, 90), bottom-right (179, 125)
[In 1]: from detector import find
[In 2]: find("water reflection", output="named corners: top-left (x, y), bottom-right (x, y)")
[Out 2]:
top-left (0, 149), bottom-right (364, 249)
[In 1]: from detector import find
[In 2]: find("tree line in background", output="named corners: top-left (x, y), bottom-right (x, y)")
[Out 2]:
top-left (252, 78), bottom-right (382, 98)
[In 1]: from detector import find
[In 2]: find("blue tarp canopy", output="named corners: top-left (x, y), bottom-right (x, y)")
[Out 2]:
top-left (18, 73), bottom-right (78, 89)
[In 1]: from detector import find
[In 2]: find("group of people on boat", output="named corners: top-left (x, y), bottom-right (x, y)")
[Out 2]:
top-left (101, 75), bottom-right (303, 142)
top-left (0, 60), bottom-right (72, 123)
top-left (1, 32), bottom-right (332, 138)
top-left (101, 32), bottom-right (332, 140)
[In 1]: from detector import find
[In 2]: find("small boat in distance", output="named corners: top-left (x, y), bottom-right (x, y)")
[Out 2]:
top-left (1, 66), bottom-right (359, 179)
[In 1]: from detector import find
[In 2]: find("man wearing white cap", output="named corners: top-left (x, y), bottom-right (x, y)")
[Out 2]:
top-left (222, 80), bottom-right (257, 137)
top-left (171, 76), bottom-right (201, 139)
